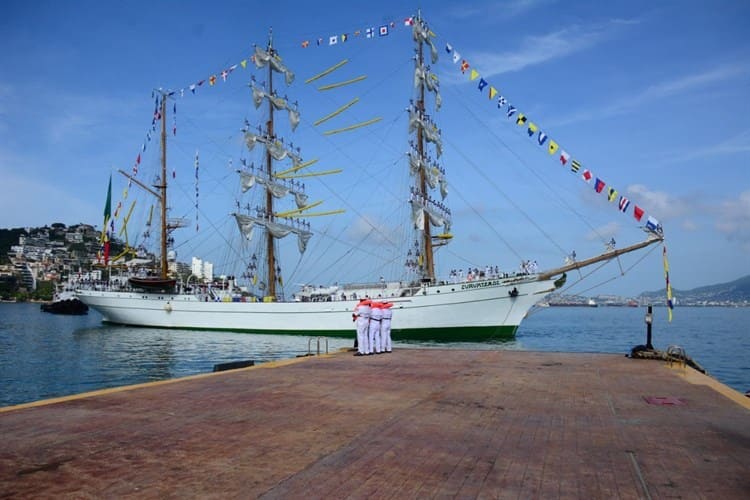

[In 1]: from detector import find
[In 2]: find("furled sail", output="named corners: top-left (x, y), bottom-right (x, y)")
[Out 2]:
top-left (234, 214), bottom-right (313, 254)
top-left (408, 107), bottom-right (442, 157)
top-left (412, 19), bottom-right (438, 64)
top-left (245, 129), bottom-right (303, 163)
top-left (408, 149), bottom-right (447, 197)
top-left (414, 63), bottom-right (441, 110)
top-left (253, 46), bottom-right (295, 85)
top-left (238, 171), bottom-right (308, 208)
top-left (251, 84), bottom-right (300, 131)
top-left (410, 198), bottom-right (451, 233)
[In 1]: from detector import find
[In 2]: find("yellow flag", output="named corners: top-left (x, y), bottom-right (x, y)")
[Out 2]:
top-left (516, 113), bottom-right (527, 126)
top-left (240, 59), bottom-right (248, 69)
top-left (489, 86), bottom-right (497, 100)
top-left (469, 69), bottom-right (479, 81)
top-left (548, 140), bottom-right (559, 155)
top-left (528, 122), bottom-right (538, 135)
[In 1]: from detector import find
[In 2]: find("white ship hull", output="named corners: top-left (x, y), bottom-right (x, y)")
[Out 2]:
top-left (76, 276), bottom-right (558, 341)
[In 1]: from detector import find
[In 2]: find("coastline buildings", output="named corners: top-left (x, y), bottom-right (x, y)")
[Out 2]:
top-left (0, 224), bottom-right (215, 298)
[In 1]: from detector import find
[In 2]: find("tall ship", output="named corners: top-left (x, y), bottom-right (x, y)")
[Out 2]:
top-left (75, 14), bottom-right (664, 340)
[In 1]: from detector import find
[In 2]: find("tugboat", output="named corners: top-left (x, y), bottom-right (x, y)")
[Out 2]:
top-left (41, 289), bottom-right (89, 315)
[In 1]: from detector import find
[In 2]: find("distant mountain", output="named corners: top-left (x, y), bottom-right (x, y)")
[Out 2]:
top-left (640, 275), bottom-right (750, 304)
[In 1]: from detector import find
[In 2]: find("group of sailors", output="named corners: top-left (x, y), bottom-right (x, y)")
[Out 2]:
top-left (409, 187), bottom-right (452, 217)
top-left (520, 260), bottom-right (539, 274)
top-left (352, 298), bottom-right (393, 356)
top-left (448, 266), bottom-right (507, 283)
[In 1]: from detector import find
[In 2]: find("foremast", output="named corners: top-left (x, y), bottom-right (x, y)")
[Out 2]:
top-left (158, 95), bottom-right (169, 279)
top-left (117, 91), bottom-right (187, 280)
top-left (408, 13), bottom-right (450, 283)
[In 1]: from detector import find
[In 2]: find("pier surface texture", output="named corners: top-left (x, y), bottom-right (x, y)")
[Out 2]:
top-left (1, 349), bottom-right (749, 498)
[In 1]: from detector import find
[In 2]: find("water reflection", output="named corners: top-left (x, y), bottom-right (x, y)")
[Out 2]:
top-left (2, 303), bottom-right (748, 406)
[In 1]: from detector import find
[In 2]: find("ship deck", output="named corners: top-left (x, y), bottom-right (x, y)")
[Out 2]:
top-left (2, 349), bottom-right (749, 498)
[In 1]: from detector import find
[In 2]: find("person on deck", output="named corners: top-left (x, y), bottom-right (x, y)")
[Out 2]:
top-left (352, 298), bottom-right (371, 356)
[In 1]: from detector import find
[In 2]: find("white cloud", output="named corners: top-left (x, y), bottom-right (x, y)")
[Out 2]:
top-left (626, 184), bottom-right (691, 219)
top-left (468, 27), bottom-right (604, 77)
top-left (585, 221), bottom-right (620, 241)
top-left (445, 0), bottom-right (554, 21)
top-left (681, 219), bottom-right (699, 231)
top-left (454, 18), bottom-right (638, 81)
top-left (552, 62), bottom-right (750, 126)
top-left (347, 215), bottom-right (397, 246)
top-left (656, 129), bottom-right (750, 165)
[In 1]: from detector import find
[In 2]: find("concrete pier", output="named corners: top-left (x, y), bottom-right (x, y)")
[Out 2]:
top-left (1, 349), bottom-right (749, 498)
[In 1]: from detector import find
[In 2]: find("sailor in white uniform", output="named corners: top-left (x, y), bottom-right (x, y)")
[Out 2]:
top-left (353, 299), bottom-right (371, 356)
top-left (381, 302), bottom-right (393, 353)
top-left (370, 301), bottom-right (383, 354)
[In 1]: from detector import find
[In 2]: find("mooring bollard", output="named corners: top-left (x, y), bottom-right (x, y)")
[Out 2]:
top-left (644, 304), bottom-right (653, 350)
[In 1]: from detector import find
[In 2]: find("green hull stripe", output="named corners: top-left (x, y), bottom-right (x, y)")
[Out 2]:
top-left (102, 321), bottom-right (518, 342)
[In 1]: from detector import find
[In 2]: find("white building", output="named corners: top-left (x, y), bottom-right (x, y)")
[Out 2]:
top-left (191, 257), bottom-right (213, 282)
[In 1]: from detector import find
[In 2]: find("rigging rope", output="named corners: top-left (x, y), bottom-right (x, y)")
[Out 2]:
top-left (443, 84), bottom-right (615, 252)
top-left (559, 240), bottom-right (662, 296)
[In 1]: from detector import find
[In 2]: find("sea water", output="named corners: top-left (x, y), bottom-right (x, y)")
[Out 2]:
top-left (1, 302), bottom-right (748, 407)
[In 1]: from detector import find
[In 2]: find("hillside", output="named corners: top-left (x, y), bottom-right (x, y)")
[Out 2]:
top-left (640, 275), bottom-right (750, 305)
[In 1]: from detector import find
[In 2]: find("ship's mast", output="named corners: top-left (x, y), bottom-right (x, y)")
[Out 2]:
top-left (415, 16), bottom-right (435, 282)
top-left (265, 32), bottom-right (277, 298)
top-left (158, 94), bottom-right (168, 279)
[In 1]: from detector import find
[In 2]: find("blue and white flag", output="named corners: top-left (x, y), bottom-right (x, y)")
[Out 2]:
top-left (646, 215), bottom-right (661, 233)
top-left (537, 131), bottom-right (548, 146)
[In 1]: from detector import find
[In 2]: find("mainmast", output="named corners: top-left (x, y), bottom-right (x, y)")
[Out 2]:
top-left (416, 37), bottom-right (434, 282)
top-left (234, 31), bottom-right (342, 299)
top-left (409, 13), bottom-right (449, 284)
top-left (265, 31), bottom-right (277, 298)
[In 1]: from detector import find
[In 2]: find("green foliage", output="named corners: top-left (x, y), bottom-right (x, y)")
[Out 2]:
top-left (33, 280), bottom-right (55, 301)
top-left (0, 228), bottom-right (28, 264)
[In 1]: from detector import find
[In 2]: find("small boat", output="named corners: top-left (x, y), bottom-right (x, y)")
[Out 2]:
top-left (41, 290), bottom-right (89, 315)
top-left (128, 276), bottom-right (177, 291)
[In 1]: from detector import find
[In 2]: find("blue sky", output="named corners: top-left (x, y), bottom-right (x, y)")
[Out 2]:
top-left (1, 0), bottom-right (749, 298)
